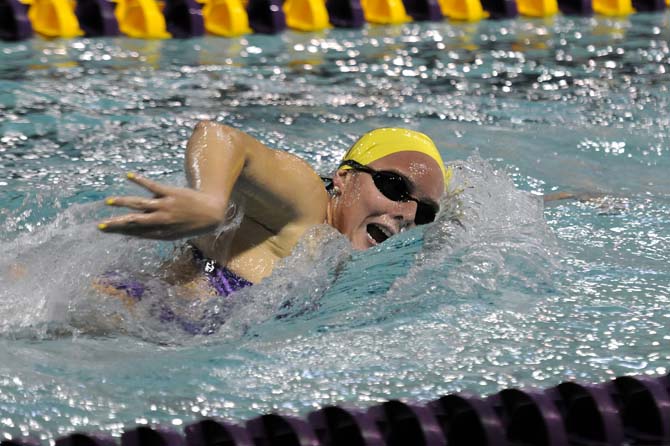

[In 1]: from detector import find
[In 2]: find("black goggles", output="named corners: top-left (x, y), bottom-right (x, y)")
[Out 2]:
top-left (340, 159), bottom-right (439, 225)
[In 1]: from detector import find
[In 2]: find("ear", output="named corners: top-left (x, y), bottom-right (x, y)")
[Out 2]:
top-left (332, 168), bottom-right (351, 190)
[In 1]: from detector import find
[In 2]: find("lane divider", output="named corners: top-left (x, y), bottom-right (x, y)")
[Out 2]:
top-left (2, 372), bottom-right (670, 445)
top-left (0, 0), bottom-right (667, 41)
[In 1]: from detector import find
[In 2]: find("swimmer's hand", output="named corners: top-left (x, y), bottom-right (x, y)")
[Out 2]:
top-left (98, 173), bottom-right (228, 240)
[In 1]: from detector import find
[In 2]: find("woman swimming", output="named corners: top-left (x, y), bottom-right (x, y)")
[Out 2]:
top-left (98, 123), bottom-right (449, 296)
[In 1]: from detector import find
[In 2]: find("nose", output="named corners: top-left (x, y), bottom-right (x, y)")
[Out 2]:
top-left (391, 200), bottom-right (418, 227)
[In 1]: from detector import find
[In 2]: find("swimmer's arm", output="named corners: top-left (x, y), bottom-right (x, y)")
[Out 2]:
top-left (99, 121), bottom-right (327, 239)
top-left (543, 192), bottom-right (577, 203)
top-left (184, 122), bottom-right (327, 231)
top-left (543, 191), bottom-right (607, 203)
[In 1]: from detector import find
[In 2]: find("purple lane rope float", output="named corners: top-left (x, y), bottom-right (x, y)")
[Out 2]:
top-left (3, 372), bottom-right (670, 446)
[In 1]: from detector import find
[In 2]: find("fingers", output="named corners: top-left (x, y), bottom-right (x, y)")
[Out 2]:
top-left (126, 172), bottom-right (171, 197)
top-left (105, 196), bottom-right (162, 212)
top-left (97, 212), bottom-right (177, 240)
top-left (98, 212), bottom-right (157, 230)
top-left (103, 173), bottom-right (173, 209)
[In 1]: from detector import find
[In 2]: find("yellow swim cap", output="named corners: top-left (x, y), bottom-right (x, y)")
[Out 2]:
top-left (341, 128), bottom-right (451, 186)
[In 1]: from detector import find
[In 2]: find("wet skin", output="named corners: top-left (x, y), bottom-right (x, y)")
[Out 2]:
top-left (99, 123), bottom-right (446, 282)
top-left (328, 151), bottom-right (445, 250)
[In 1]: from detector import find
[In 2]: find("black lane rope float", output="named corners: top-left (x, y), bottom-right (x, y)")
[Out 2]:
top-left (2, 372), bottom-right (670, 445)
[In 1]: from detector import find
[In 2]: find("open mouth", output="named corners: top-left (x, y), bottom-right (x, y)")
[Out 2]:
top-left (367, 223), bottom-right (392, 245)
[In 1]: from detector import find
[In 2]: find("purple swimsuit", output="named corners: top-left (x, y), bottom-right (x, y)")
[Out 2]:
top-left (106, 244), bottom-right (252, 335)
top-left (190, 244), bottom-right (253, 296)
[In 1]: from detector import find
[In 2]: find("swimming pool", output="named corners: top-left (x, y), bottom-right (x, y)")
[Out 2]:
top-left (1, 14), bottom-right (669, 442)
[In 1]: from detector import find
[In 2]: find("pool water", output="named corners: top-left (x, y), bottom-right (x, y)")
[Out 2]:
top-left (1, 14), bottom-right (670, 441)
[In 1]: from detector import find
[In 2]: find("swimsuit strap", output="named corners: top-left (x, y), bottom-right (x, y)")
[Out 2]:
top-left (188, 243), bottom-right (252, 296)
top-left (189, 242), bottom-right (219, 274)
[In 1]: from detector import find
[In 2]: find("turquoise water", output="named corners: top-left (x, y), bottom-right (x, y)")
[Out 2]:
top-left (1, 15), bottom-right (670, 441)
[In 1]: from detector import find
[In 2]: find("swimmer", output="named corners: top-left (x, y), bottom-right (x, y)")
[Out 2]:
top-left (97, 124), bottom-right (449, 299)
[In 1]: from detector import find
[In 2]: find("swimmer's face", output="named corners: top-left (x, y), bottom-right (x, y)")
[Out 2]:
top-left (330, 151), bottom-right (444, 250)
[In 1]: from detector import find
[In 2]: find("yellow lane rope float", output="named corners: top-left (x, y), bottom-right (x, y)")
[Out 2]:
top-left (199, 0), bottom-right (251, 36)
top-left (22, 0), bottom-right (84, 37)
top-left (112, 0), bottom-right (170, 38)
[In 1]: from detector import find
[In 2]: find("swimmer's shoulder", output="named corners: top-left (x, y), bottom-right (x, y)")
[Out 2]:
top-left (235, 134), bottom-right (329, 226)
